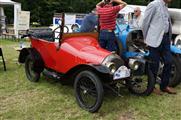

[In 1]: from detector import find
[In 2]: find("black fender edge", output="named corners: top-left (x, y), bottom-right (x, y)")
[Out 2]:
top-left (18, 48), bottom-right (44, 73)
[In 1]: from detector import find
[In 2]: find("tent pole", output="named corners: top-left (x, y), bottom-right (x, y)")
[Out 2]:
top-left (14, 3), bottom-right (21, 38)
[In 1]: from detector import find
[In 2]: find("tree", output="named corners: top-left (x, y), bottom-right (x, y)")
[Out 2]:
top-left (4, 0), bottom-right (181, 26)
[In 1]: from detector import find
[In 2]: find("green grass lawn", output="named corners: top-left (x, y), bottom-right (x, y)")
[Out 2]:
top-left (0, 39), bottom-right (181, 120)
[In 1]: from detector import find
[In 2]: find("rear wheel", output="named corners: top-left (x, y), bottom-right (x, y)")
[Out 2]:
top-left (127, 62), bottom-right (155, 96)
top-left (74, 70), bottom-right (103, 113)
top-left (169, 55), bottom-right (181, 87)
top-left (25, 55), bottom-right (40, 82)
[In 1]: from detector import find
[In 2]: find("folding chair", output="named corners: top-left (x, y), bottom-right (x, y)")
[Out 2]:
top-left (0, 48), bottom-right (6, 71)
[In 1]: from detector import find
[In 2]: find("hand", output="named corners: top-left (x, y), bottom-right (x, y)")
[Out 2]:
top-left (110, 0), bottom-right (114, 3)
top-left (112, 0), bottom-right (127, 5)
top-left (97, 1), bottom-right (105, 7)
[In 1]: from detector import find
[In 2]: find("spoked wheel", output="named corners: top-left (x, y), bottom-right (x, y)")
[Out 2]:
top-left (25, 55), bottom-right (40, 82)
top-left (74, 71), bottom-right (103, 113)
top-left (127, 62), bottom-right (155, 96)
top-left (157, 54), bottom-right (181, 87)
top-left (169, 54), bottom-right (181, 87)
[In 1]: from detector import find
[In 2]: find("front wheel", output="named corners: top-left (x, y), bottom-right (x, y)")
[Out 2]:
top-left (74, 70), bottom-right (104, 113)
top-left (127, 62), bottom-right (155, 96)
top-left (25, 55), bottom-right (40, 82)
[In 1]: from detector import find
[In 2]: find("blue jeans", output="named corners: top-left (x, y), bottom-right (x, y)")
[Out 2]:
top-left (149, 34), bottom-right (172, 90)
top-left (99, 30), bottom-right (117, 52)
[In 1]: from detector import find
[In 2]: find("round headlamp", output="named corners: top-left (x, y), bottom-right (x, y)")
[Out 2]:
top-left (176, 40), bottom-right (181, 49)
top-left (129, 59), bottom-right (140, 70)
top-left (104, 62), bottom-right (116, 74)
top-left (174, 35), bottom-right (181, 49)
top-left (102, 53), bottom-right (124, 74)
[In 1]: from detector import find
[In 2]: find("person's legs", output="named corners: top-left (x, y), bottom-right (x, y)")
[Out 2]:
top-left (106, 32), bottom-right (117, 51)
top-left (99, 31), bottom-right (107, 49)
top-left (148, 45), bottom-right (163, 95)
top-left (160, 34), bottom-right (172, 90)
top-left (148, 46), bottom-right (160, 80)
top-left (99, 31), bottom-right (117, 52)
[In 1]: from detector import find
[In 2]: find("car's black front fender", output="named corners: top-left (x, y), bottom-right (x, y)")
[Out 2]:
top-left (89, 64), bottom-right (110, 74)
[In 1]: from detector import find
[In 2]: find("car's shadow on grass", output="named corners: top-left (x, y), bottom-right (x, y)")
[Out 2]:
top-left (0, 63), bottom-right (151, 116)
top-left (37, 75), bottom-right (145, 114)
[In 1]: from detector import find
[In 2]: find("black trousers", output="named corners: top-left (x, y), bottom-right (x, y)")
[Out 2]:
top-left (149, 34), bottom-right (172, 90)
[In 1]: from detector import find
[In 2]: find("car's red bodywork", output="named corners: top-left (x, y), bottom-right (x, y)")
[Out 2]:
top-left (30, 33), bottom-right (111, 73)
top-left (18, 13), bottom-right (154, 112)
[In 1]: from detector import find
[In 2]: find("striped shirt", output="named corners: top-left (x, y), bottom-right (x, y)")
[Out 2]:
top-left (97, 5), bottom-right (122, 30)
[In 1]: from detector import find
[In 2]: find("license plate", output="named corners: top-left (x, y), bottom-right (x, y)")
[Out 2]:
top-left (113, 66), bottom-right (130, 80)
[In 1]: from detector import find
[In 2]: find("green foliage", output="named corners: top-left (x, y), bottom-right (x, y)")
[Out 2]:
top-left (3, 0), bottom-right (181, 26)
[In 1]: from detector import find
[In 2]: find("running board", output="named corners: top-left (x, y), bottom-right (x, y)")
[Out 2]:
top-left (42, 69), bottom-right (63, 80)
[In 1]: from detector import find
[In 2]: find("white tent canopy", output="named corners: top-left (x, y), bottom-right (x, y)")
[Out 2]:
top-left (0, 0), bottom-right (21, 38)
top-left (120, 5), bottom-right (181, 34)
top-left (0, 0), bottom-right (16, 5)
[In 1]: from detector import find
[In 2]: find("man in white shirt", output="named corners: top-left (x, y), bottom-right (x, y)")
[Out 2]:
top-left (132, 7), bottom-right (143, 29)
top-left (142, 0), bottom-right (176, 95)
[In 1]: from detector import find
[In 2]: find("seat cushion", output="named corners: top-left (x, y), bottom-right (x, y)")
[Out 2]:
top-left (32, 31), bottom-right (54, 42)
top-left (29, 28), bottom-right (54, 42)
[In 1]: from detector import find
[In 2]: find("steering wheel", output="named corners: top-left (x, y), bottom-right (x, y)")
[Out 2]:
top-left (64, 25), bottom-right (69, 33)
top-left (53, 25), bottom-right (69, 40)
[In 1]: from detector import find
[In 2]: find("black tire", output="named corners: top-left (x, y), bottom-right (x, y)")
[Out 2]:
top-left (74, 70), bottom-right (104, 113)
top-left (127, 62), bottom-right (155, 96)
top-left (169, 54), bottom-right (181, 87)
top-left (25, 55), bottom-right (40, 82)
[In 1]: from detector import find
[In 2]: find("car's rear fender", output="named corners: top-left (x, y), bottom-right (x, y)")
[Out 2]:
top-left (18, 48), bottom-right (44, 73)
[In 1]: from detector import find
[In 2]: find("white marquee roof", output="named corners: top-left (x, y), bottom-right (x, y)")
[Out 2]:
top-left (0, 0), bottom-right (16, 5)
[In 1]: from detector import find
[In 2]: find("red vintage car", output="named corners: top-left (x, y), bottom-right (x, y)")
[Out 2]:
top-left (18, 13), bottom-right (154, 113)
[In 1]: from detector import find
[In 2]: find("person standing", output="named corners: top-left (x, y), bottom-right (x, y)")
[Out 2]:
top-left (96, 0), bottom-right (127, 51)
top-left (80, 8), bottom-right (98, 32)
top-left (142, 0), bottom-right (176, 94)
top-left (0, 23), bottom-right (2, 35)
top-left (132, 7), bottom-right (143, 29)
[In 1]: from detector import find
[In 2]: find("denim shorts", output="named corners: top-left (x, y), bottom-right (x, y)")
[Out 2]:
top-left (99, 30), bottom-right (117, 52)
